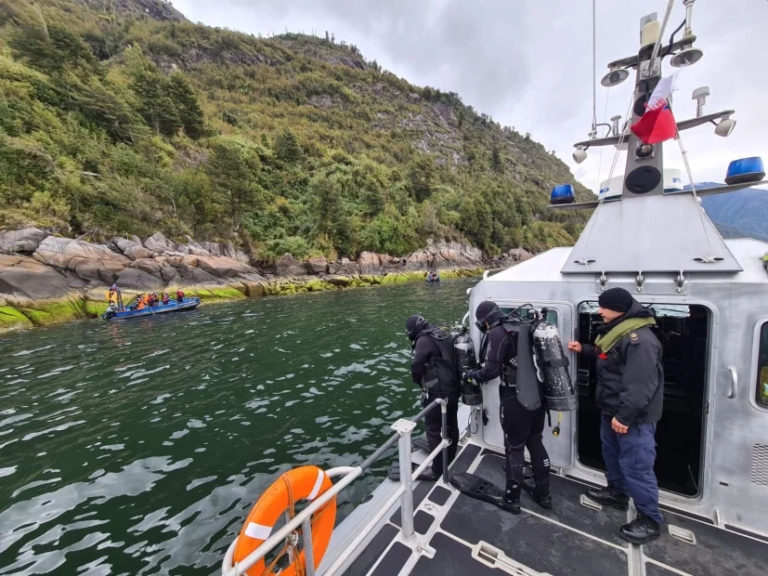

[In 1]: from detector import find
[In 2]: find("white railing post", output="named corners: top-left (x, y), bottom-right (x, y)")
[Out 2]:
top-left (301, 516), bottom-right (315, 576)
top-left (391, 418), bottom-right (417, 539)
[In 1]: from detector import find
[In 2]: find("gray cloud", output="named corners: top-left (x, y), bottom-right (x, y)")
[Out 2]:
top-left (174, 0), bottom-right (768, 192)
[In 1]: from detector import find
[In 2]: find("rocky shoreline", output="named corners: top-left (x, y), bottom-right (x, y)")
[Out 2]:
top-left (0, 228), bottom-right (531, 332)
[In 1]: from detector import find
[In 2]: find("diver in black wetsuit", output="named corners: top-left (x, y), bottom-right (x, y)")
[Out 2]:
top-left (466, 301), bottom-right (552, 513)
top-left (406, 315), bottom-right (460, 480)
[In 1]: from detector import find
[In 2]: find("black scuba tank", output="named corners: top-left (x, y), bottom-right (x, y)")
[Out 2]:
top-left (453, 329), bottom-right (482, 406)
top-left (532, 319), bottom-right (577, 411)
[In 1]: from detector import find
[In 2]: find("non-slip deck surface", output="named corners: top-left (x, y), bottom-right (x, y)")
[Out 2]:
top-left (344, 445), bottom-right (768, 576)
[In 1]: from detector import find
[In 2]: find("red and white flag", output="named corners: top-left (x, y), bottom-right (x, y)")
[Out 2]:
top-left (631, 74), bottom-right (678, 144)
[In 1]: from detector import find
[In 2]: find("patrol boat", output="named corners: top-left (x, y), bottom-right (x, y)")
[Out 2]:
top-left (221, 2), bottom-right (768, 574)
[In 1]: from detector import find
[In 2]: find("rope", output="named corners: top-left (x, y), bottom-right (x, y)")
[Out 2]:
top-left (675, 127), bottom-right (717, 255)
top-left (258, 474), bottom-right (304, 576)
top-left (650, 0), bottom-right (676, 65)
top-left (591, 0), bottom-right (597, 135)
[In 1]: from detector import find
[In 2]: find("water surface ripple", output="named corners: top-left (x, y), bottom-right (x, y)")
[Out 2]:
top-left (0, 279), bottom-right (475, 575)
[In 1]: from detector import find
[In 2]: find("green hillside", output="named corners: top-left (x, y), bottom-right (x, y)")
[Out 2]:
top-left (0, 0), bottom-right (589, 263)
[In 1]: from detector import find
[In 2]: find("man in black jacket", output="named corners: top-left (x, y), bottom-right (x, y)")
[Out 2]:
top-left (406, 314), bottom-right (460, 480)
top-left (568, 287), bottom-right (664, 544)
top-left (466, 301), bottom-right (551, 513)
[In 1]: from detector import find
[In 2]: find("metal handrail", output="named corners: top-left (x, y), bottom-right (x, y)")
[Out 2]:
top-left (221, 398), bottom-right (449, 576)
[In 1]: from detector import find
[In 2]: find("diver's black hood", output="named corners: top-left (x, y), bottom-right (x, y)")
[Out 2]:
top-left (475, 301), bottom-right (505, 332)
top-left (406, 314), bottom-right (432, 341)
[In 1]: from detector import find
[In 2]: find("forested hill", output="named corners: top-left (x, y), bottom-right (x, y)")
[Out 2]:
top-left (0, 0), bottom-right (590, 264)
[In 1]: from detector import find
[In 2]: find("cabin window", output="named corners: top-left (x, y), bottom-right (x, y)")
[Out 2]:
top-left (757, 323), bottom-right (768, 408)
top-left (500, 306), bottom-right (557, 325)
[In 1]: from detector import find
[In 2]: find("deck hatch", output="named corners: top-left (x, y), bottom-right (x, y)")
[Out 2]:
top-left (750, 443), bottom-right (768, 486)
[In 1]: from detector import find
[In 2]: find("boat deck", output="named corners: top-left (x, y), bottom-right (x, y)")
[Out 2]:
top-left (341, 442), bottom-right (768, 576)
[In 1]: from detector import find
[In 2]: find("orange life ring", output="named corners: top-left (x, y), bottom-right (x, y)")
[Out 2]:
top-left (233, 466), bottom-right (336, 576)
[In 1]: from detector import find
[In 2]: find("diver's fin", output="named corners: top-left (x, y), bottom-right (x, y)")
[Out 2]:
top-left (450, 472), bottom-right (517, 511)
top-left (387, 460), bottom-right (436, 482)
top-left (412, 436), bottom-right (430, 452)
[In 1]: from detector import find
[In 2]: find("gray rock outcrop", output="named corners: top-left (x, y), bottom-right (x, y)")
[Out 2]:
top-left (33, 236), bottom-right (130, 285)
top-left (0, 228), bottom-right (49, 254)
top-left (0, 254), bottom-right (68, 299)
top-left (0, 226), bottom-right (500, 302)
top-left (275, 253), bottom-right (307, 276)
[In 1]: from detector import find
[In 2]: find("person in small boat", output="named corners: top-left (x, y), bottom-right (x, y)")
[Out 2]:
top-left (567, 287), bottom-right (664, 544)
top-left (107, 284), bottom-right (119, 308)
top-left (406, 314), bottom-right (460, 481)
top-left (465, 301), bottom-right (551, 513)
top-left (162, 292), bottom-right (170, 305)
top-left (176, 289), bottom-right (185, 303)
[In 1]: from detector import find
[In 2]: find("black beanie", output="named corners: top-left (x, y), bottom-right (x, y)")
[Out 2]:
top-left (598, 287), bottom-right (634, 313)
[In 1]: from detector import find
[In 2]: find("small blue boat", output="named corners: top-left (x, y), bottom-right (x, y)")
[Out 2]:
top-left (101, 287), bottom-right (200, 321)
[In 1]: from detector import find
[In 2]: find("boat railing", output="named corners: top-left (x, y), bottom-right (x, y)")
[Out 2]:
top-left (221, 397), bottom-right (452, 576)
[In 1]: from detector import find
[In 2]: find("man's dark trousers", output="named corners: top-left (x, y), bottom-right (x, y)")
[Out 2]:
top-left (600, 414), bottom-right (662, 525)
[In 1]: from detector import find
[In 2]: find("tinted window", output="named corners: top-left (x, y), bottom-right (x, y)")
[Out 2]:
top-left (500, 306), bottom-right (558, 324)
top-left (757, 323), bottom-right (768, 408)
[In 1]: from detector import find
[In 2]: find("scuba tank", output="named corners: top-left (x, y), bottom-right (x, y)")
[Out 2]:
top-left (453, 328), bottom-right (482, 406)
top-left (532, 318), bottom-right (577, 411)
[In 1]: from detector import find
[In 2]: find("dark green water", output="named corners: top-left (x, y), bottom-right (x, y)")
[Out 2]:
top-left (0, 279), bottom-right (476, 575)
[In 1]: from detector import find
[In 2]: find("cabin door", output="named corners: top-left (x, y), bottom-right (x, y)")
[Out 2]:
top-left (708, 312), bottom-right (768, 532)
top-left (575, 302), bottom-right (710, 497)
top-left (480, 302), bottom-right (576, 469)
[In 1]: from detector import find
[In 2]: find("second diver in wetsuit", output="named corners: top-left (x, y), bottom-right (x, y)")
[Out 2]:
top-left (466, 301), bottom-right (552, 513)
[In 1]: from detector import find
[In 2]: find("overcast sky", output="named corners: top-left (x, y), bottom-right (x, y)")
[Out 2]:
top-left (172, 0), bottom-right (768, 194)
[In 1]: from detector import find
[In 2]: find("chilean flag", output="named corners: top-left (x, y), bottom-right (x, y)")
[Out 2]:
top-left (631, 74), bottom-right (678, 144)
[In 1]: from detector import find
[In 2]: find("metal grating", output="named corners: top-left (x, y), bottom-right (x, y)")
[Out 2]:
top-left (750, 444), bottom-right (768, 486)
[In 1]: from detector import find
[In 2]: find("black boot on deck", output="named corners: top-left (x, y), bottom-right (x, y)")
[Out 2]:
top-left (585, 486), bottom-right (629, 511)
top-left (503, 465), bottom-right (523, 514)
top-left (619, 514), bottom-right (661, 544)
top-left (502, 487), bottom-right (521, 514)
top-left (522, 482), bottom-right (552, 510)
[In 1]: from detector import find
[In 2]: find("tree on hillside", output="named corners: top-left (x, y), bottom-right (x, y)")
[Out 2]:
top-left (167, 74), bottom-right (205, 139)
top-left (126, 49), bottom-right (181, 136)
top-left (407, 155), bottom-right (435, 202)
top-left (206, 140), bottom-right (264, 233)
top-left (9, 24), bottom-right (98, 80)
top-left (274, 130), bottom-right (303, 163)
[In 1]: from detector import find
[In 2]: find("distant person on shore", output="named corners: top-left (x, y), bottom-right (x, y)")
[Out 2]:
top-left (406, 314), bottom-right (460, 481)
top-left (567, 287), bottom-right (664, 544)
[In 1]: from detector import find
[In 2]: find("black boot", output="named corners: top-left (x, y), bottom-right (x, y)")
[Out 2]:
top-left (503, 485), bottom-right (521, 514)
top-left (585, 486), bottom-right (629, 511)
top-left (522, 482), bottom-right (553, 510)
top-left (529, 452), bottom-right (551, 510)
top-left (619, 513), bottom-right (661, 544)
top-left (503, 465), bottom-right (523, 514)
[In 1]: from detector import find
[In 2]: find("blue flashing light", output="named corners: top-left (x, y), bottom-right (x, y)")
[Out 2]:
top-left (551, 184), bottom-right (575, 205)
top-left (725, 156), bottom-right (765, 185)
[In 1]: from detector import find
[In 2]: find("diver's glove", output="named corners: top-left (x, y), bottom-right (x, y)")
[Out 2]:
top-left (461, 371), bottom-right (478, 386)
